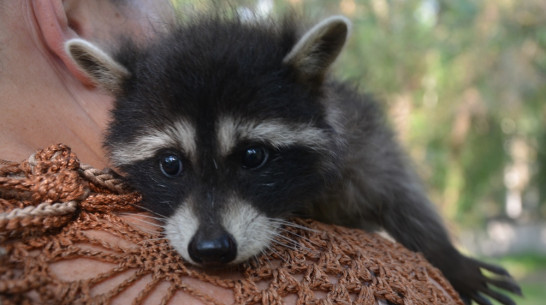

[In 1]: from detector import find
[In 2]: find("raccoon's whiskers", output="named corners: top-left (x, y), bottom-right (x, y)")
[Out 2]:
top-left (275, 228), bottom-right (313, 247)
top-left (150, 176), bottom-right (168, 189)
top-left (268, 219), bottom-right (320, 248)
top-left (258, 247), bottom-right (274, 267)
top-left (127, 203), bottom-right (167, 219)
top-left (275, 226), bottom-right (320, 249)
top-left (128, 217), bottom-right (164, 228)
top-left (270, 218), bottom-right (319, 233)
top-left (270, 238), bottom-right (299, 252)
top-left (266, 227), bottom-right (302, 251)
top-left (213, 159), bottom-right (218, 170)
top-left (159, 200), bottom-right (175, 210)
top-left (273, 233), bottom-right (314, 254)
top-left (126, 225), bottom-right (160, 235)
top-left (124, 215), bottom-right (167, 236)
top-left (123, 212), bottom-right (167, 222)
top-left (121, 217), bottom-right (161, 227)
top-left (263, 244), bottom-right (287, 264)
top-left (245, 217), bottom-right (288, 264)
top-left (138, 237), bottom-right (170, 244)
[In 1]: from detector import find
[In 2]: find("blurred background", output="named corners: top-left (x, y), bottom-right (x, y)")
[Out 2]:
top-left (173, 0), bottom-right (546, 303)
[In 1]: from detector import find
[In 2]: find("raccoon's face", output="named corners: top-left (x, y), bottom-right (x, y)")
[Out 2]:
top-left (111, 113), bottom-right (338, 266)
top-left (66, 16), bottom-right (350, 266)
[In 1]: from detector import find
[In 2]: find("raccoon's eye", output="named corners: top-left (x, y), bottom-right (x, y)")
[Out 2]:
top-left (241, 146), bottom-right (269, 169)
top-left (159, 154), bottom-right (183, 177)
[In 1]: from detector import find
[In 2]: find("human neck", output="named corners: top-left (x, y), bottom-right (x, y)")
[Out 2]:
top-left (0, 3), bottom-right (112, 168)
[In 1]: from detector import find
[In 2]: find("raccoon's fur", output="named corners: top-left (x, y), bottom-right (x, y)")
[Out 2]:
top-left (65, 13), bottom-right (520, 305)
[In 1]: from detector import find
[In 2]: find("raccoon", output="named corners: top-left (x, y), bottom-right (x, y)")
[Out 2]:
top-left (65, 13), bottom-right (520, 305)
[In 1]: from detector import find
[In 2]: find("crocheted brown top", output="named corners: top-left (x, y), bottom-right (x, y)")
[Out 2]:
top-left (0, 144), bottom-right (464, 305)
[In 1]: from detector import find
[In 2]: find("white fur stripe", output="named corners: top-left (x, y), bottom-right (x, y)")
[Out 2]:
top-left (164, 204), bottom-right (199, 264)
top-left (221, 198), bottom-right (278, 264)
top-left (217, 116), bottom-right (330, 155)
top-left (110, 119), bottom-right (197, 166)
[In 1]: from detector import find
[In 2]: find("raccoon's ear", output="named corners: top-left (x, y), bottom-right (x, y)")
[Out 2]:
top-left (283, 16), bottom-right (350, 85)
top-left (64, 38), bottom-right (130, 95)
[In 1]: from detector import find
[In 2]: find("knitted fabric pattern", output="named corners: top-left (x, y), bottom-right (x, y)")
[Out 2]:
top-left (0, 144), bottom-right (464, 305)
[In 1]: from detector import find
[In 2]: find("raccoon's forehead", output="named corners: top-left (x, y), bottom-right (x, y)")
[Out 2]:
top-left (107, 18), bottom-right (339, 167)
top-left (109, 115), bottom-right (331, 167)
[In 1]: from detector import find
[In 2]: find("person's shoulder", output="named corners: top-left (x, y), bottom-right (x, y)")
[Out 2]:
top-left (0, 137), bottom-right (34, 163)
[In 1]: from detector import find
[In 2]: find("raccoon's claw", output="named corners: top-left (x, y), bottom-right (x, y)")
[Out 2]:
top-left (485, 277), bottom-right (522, 296)
top-left (468, 292), bottom-right (494, 305)
top-left (478, 286), bottom-right (517, 305)
top-left (449, 256), bottom-right (521, 305)
top-left (473, 258), bottom-right (511, 277)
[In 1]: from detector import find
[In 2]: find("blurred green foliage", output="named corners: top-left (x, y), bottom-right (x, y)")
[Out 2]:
top-left (173, 0), bottom-right (546, 228)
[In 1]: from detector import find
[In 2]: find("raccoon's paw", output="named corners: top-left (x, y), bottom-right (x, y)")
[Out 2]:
top-left (449, 256), bottom-right (522, 305)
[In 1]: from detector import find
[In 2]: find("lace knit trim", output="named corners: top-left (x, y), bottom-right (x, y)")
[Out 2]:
top-left (0, 144), bottom-right (463, 305)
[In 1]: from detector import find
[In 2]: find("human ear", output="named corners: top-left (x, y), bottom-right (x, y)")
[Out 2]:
top-left (32, 0), bottom-right (97, 87)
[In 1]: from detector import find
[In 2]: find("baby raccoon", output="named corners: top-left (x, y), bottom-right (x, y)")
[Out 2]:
top-left (65, 14), bottom-right (520, 305)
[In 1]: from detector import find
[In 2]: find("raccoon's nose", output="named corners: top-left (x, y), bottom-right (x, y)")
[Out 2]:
top-left (188, 229), bottom-right (237, 265)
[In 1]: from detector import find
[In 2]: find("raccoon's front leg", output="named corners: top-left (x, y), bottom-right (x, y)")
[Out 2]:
top-left (376, 177), bottom-right (522, 305)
